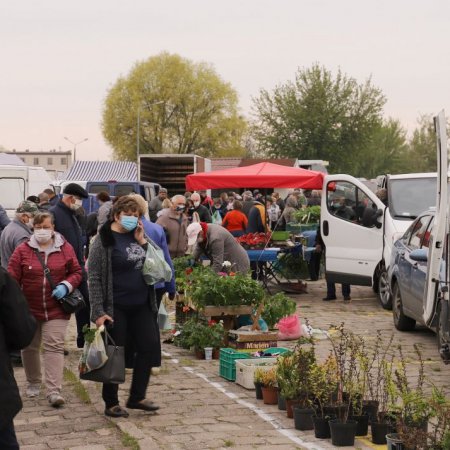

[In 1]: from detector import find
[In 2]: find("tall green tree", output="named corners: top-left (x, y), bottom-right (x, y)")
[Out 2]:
top-left (251, 64), bottom-right (386, 174)
top-left (406, 115), bottom-right (437, 173)
top-left (102, 52), bottom-right (247, 160)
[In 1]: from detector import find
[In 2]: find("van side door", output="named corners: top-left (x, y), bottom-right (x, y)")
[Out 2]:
top-left (321, 175), bottom-right (385, 286)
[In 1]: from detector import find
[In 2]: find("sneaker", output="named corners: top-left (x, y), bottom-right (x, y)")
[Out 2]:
top-left (48, 394), bottom-right (65, 407)
top-left (322, 296), bottom-right (337, 301)
top-left (26, 384), bottom-right (40, 398)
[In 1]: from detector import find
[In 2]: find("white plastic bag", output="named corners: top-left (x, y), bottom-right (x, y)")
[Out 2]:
top-left (79, 326), bottom-right (109, 376)
top-left (158, 301), bottom-right (172, 330)
top-left (142, 239), bottom-right (173, 285)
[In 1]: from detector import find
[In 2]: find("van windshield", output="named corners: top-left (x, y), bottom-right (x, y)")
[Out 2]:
top-left (389, 177), bottom-right (436, 220)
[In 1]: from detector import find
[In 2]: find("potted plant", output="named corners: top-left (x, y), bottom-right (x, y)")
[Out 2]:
top-left (309, 356), bottom-right (338, 439)
top-left (292, 205), bottom-right (321, 232)
top-left (326, 324), bottom-right (358, 446)
top-left (275, 352), bottom-right (297, 414)
top-left (253, 367), bottom-right (265, 400)
top-left (260, 367), bottom-right (278, 405)
top-left (261, 292), bottom-right (296, 330)
top-left (292, 339), bottom-right (317, 431)
top-left (426, 387), bottom-right (450, 450)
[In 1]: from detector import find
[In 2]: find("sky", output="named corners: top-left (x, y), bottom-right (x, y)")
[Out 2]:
top-left (1, 0), bottom-right (449, 161)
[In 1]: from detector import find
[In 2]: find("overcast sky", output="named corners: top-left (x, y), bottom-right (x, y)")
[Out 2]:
top-left (1, 0), bottom-right (449, 161)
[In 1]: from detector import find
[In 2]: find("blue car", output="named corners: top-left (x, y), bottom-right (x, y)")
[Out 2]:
top-left (388, 210), bottom-right (450, 361)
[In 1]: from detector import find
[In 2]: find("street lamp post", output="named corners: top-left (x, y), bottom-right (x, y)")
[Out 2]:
top-left (64, 137), bottom-right (88, 162)
top-left (136, 101), bottom-right (164, 162)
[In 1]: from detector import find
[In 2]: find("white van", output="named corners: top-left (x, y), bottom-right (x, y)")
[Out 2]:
top-left (0, 165), bottom-right (52, 218)
top-left (320, 172), bottom-right (441, 309)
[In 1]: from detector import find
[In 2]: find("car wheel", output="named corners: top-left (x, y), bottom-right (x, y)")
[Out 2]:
top-left (377, 267), bottom-right (392, 310)
top-left (392, 283), bottom-right (416, 331)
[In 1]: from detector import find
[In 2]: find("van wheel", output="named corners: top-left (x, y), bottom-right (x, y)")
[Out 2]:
top-left (377, 268), bottom-right (392, 310)
top-left (392, 283), bottom-right (416, 331)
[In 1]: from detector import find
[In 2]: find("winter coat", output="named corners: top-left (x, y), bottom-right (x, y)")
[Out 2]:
top-left (0, 204), bottom-right (10, 238)
top-left (0, 267), bottom-right (36, 430)
top-left (193, 224), bottom-right (250, 274)
top-left (246, 204), bottom-right (267, 233)
top-left (156, 210), bottom-right (188, 258)
top-left (0, 218), bottom-right (32, 269)
top-left (148, 196), bottom-right (163, 222)
top-left (8, 233), bottom-right (82, 321)
top-left (141, 217), bottom-right (175, 294)
top-left (50, 201), bottom-right (85, 266)
top-left (97, 201), bottom-right (112, 229)
top-left (193, 204), bottom-right (212, 223)
top-left (222, 210), bottom-right (248, 233)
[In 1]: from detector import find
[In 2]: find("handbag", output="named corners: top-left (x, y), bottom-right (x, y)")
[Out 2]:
top-left (142, 238), bottom-right (173, 285)
top-left (33, 249), bottom-right (86, 314)
top-left (80, 329), bottom-right (125, 384)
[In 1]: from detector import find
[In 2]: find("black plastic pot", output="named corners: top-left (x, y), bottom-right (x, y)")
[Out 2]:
top-left (362, 400), bottom-right (379, 422)
top-left (323, 404), bottom-right (348, 420)
top-left (329, 419), bottom-right (357, 446)
top-left (293, 407), bottom-right (315, 431)
top-left (277, 391), bottom-right (286, 411)
top-left (312, 415), bottom-right (333, 439)
top-left (254, 381), bottom-right (263, 400)
top-left (370, 421), bottom-right (390, 445)
top-left (349, 414), bottom-right (369, 436)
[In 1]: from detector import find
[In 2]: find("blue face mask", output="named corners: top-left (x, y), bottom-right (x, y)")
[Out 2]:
top-left (120, 215), bottom-right (138, 231)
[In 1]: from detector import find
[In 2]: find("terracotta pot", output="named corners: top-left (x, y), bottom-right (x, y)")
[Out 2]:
top-left (212, 348), bottom-right (220, 359)
top-left (194, 349), bottom-right (205, 359)
top-left (261, 386), bottom-right (278, 405)
top-left (285, 398), bottom-right (301, 418)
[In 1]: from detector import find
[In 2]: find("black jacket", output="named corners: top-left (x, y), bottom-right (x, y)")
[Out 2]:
top-left (50, 201), bottom-right (84, 265)
top-left (0, 268), bottom-right (36, 429)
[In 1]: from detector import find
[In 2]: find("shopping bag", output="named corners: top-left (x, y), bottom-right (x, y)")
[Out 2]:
top-left (142, 238), bottom-right (173, 285)
top-left (80, 329), bottom-right (125, 384)
top-left (212, 210), bottom-right (222, 224)
top-left (158, 301), bottom-right (171, 330)
top-left (86, 326), bottom-right (108, 371)
top-left (276, 314), bottom-right (301, 340)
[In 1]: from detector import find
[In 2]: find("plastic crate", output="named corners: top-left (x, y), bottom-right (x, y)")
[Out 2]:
top-left (235, 358), bottom-right (276, 389)
top-left (219, 348), bottom-right (251, 381)
top-left (286, 222), bottom-right (318, 233)
top-left (271, 231), bottom-right (290, 241)
top-left (260, 347), bottom-right (291, 356)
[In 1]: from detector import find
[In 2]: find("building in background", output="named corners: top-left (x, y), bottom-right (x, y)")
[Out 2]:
top-left (7, 150), bottom-right (72, 179)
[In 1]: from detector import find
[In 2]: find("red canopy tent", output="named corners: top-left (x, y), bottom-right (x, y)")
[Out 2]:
top-left (185, 162), bottom-right (324, 191)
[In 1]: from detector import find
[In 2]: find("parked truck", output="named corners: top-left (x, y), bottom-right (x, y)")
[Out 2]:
top-left (138, 154), bottom-right (211, 196)
top-left (0, 164), bottom-right (52, 217)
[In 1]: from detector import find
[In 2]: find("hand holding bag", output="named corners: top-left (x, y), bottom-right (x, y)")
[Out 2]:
top-left (80, 328), bottom-right (125, 384)
top-left (33, 249), bottom-right (85, 314)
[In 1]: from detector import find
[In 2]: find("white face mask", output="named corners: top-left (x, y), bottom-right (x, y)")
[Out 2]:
top-left (71, 198), bottom-right (83, 210)
top-left (34, 229), bottom-right (53, 244)
top-left (193, 201), bottom-right (200, 207)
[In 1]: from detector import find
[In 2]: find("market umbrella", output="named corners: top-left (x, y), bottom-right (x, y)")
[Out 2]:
top-left (185, 162), bottom-right (324, 191)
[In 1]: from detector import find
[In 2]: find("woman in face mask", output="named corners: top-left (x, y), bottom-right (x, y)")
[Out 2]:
top-left (88, 196), bottom-right (161, 418)
top-left (7, 212), bottom-right (82, 407)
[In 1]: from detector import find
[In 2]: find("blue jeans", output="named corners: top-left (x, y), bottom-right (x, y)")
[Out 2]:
top-left (327, 282), bottom-right (351, 298)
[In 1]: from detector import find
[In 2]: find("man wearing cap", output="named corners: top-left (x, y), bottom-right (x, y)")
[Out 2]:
top-left (0, 200), bottom-right (38, 269)
top-left (50, 183), bottom-right (90, 348)
top-left (187, 222), bottom-right (250, 274)
top-left (148, 188), bottom-right (168, 222)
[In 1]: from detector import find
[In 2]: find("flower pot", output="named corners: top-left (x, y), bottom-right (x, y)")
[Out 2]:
top-left (323, 404), bottom-right (348, 420)
top-left (254, 382), bottom-right (263, 400)
top-left (204, 347), bottom-right (213, 360)
top-left (386, 433), bottom-right (405, 450)
top-left (212, 348), bottom-right (220, 359)
top-left (277, 391), bottom-right (286, 411)
top-left (370, 421), bottom-right (390, 445)
top-left (194, 349), bottom-right (204, 359)
top-left (362, 400), bottom-right (379, 422)
top-left (293, 407), bottom-right (315, 431)
top-left (349, 414), bottom-right (369, 436)
top-left (261, 386), bottom-right (278, 405)
top-left (285, 398), bottom-right (301, 419)
top-left (312, 415), bottom-right (333, 439)
top-left (329, 419), bottom-right (357, 446)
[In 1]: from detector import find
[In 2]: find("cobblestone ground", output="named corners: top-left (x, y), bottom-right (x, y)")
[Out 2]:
top-left (13, 279), bottom-right (450, 449)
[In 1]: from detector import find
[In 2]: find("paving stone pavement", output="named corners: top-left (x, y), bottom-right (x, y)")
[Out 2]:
top-left (13, 279), bottom-right (450, 449)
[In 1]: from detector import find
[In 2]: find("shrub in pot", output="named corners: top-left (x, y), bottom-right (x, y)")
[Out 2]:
top-left (275, 352), bottom-right (298, 417)
top-left (260, 367), bottom-right (278, 405)
top-left (253, 367), bottom-right (265, 400)
top-left (261, 292), bottom-right (296, 329)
